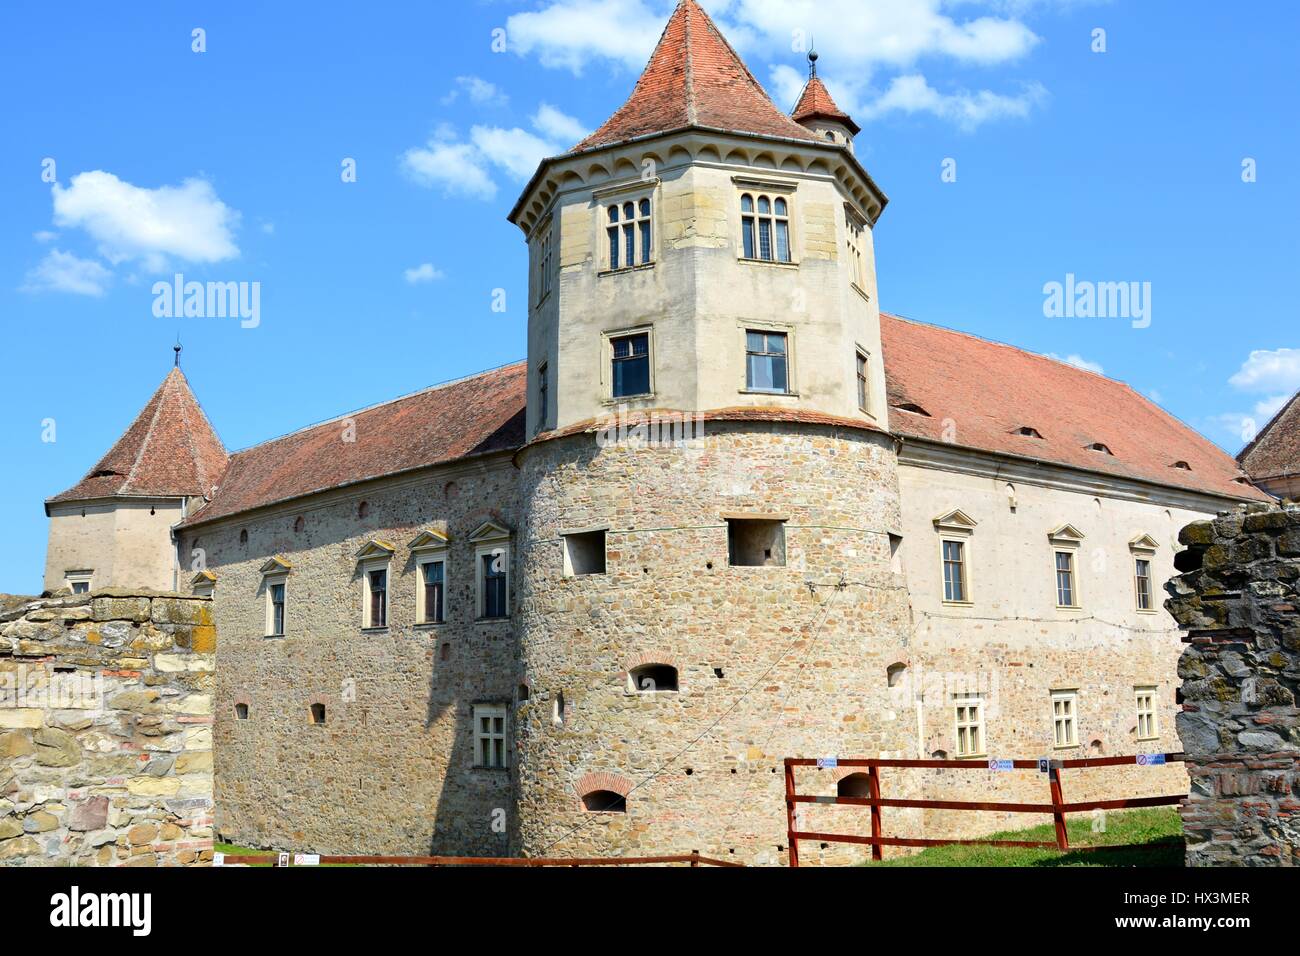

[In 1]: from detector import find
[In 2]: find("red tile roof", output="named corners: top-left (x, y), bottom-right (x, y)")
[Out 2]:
top-left (572, 0), bottom-right (821, 152)
top-left (172, 318), bottom-right (1263, 527)
top-left (1238, 391), bottom-right (1300, 481)
top-left (880, 314), bottom-right (1267, 501)
top-left (180, 363), bottom-right (527, 527)
top-left (791, 75), bottom-right (860, 135)
top-left (47, 368), bottom-right (228, 507)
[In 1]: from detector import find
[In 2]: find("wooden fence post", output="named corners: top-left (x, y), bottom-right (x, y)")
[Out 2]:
top-left (867, 764), bottom-right (883, 861)
top-left (784, 760), bottom-right (800, 868)
top-left (1048, 765), bottom-right (1069, 851)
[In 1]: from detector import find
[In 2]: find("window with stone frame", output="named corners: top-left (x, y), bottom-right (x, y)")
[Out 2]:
top-left (606, 197), bottom-right (652, 270)
top-left (473, 703), bottom-right (508, 768)
top-left (609, 330), bottom-right (651, 399)
top-left (856, 349), bottom-right (870, 412)
top-left (268, 581), bottom-right (286, 636)
top-left (740, 192), bottom-right (792, 262)
top-left (535, 219), bottom-right (555, 304)
top-left (745, 330), bottom-right (789, 393)
top-left (845, 206), bottom-right (868, 290)
top-left (1134, 557), bottom-right (1153, 611)
top-left (1135, 686), bottom-right (1158, 740)
top-left (1052, 690), bottom-right (1079, 748)
top-left (954, 696), bottom-right (985, 757)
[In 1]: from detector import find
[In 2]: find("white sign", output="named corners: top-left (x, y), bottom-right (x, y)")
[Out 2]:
top-left (293, 854), bottom-right (321, 866)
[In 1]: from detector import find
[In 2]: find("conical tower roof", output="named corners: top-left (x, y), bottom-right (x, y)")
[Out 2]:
top-left (573, 0), bottom-right (821, 152)
top-left (47, 366), bottom-right (228, 505)
top-left (792, 72), bottom-right (860, 135)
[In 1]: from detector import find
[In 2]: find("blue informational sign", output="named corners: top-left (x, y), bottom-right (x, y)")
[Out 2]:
top-left (1136, 753), bottom-right (1166, 766)
top-left (816, 757), bottom-right (838, 769)
top-left (988, 759), bottom-right (1014, 772)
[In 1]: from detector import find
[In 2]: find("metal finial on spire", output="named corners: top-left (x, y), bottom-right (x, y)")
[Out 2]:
top-left (808, 39), bottom-right (818, 78)
top-left (174, 337), bottom-right (182, 368)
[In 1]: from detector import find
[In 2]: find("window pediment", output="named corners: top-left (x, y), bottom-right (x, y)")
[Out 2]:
top-left (469, 520), bottom-right (512, 544)
top-left (259, 557), bottom-right (291, 576)
top-left (1048, 524), bottom-right (1085, 547)
top-left (409, 529), bottom-right (449, 553)
top-left (355, 539), bottom-right (396, 562)
top-left (1129, 533), bottom-right (1159, 554)
top-left (190, 570), bottom-right (217, 587)
top-left (933, 509), bottom-right (977, 535)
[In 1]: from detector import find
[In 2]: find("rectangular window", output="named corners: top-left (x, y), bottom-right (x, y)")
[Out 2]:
top-left (727, 518), bottom-right (786, 567)
top-left (856, 351), bottom-right (869, 412)
top-left (367, 568), bottom-right (387, 628)
top-left (269, 582), bottom-right (286, 637)
top-left (421, 560), bottom-right (445, 624)
top-left (1135, 686), bottom-right (1158, 740)
top-left (71, 580), bottom-right (89, 594)
top-left (745, 330), bottom-right (788, 393)
top-left (942, 540), bottom-right (967, 603)
top-left (1134, 558), bottom-right (1153, 611)
top-left (954, 697), bottom-right (984, 757)
top-left (1055, 551), bottom-right (1077, 607)
top-left (611, 332), bottom-right (651, 398)
top-left (65, 571), bottom-right (93, 594)
top-left (482, 551), bottom-right (508, 619)
top-left (536, 224), bottom-right (554, 304)
top-left (473, 704), bottom-right (508, 768)
top-left (1052, 691), bottom-right (1078, 748)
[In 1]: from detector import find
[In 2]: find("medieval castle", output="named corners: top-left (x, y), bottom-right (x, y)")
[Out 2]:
top-left (40, 2), bottom-right (1282, 864)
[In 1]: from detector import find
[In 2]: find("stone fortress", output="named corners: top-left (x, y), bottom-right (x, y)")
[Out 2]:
top-left (33, 1), bottom-right (1284, 864)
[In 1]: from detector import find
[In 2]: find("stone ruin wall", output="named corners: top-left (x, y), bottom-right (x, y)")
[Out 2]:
top-left (0, 590), bottom-right (215, 867)
top-left (1167, 502), bottom-right (1300, 865)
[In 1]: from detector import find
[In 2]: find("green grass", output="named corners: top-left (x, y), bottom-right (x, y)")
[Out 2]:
top-left (864, 807), bottom-right (1183, 867)
top-left (213, 842), bottom-right (358, 867)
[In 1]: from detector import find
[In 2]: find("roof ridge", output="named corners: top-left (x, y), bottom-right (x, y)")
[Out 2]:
top-left (225, 359), bottom-right (528, 456)
top-left (121, 372), bottom-right (172, 492)
top-left (682, 0), bottom-right (697, 126)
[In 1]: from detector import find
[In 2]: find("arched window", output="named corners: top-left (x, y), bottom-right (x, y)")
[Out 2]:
top-left (239, 529), bottom-right (248, 545)
top-left (837, 773), bottom-right (872, 798)
top-left (358, 501), bottom-right (369, 519)
top-left (740, 192), bottom-right (791, 262)
top-left (886, 662), bottom-right (907, 687)
top-left (293, 516), bottom-right (305, 533)
top-left (628, 663), bottom-right (678, 693)
top-left (309, 703), bottom-right (326, 724)
top-left (581, 790), bottom-right (627, 813)
top-left (606, 197), bottom-right (652, 269)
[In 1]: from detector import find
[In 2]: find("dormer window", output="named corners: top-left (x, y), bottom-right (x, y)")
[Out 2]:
top-left (740, 192), bottom-right (792, 263)
top-left (892, 402), bottom-right (931, 417)
top-left (1086, 442), bottom-right (1113, 455)
top-left (1171, 461), bottom-right (1191, 471)
top-left (1014, 426), bottom-right (1044, 439)
top-left (606, 198), bottom-right (652, 270)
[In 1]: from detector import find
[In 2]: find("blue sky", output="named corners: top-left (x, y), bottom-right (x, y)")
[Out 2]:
top-left (1, 0), bottom-right (1296, 594)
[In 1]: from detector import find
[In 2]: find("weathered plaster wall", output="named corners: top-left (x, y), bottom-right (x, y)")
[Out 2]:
top-left (44, 498), bottom-right (186, 593)
top-left (1167, 503), bottom-right (1300, 865)
top-left (0, 590), bottom-right (214, 867)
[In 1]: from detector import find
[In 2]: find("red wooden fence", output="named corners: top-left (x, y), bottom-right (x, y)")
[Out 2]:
top-left (784, 753), bottom-right (1186, 866)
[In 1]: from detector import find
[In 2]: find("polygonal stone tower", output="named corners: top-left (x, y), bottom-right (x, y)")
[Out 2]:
top-left (508, 0), bottom-right (914, 865)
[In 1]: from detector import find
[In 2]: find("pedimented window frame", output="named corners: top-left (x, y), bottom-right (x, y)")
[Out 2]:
top-left (1129, 534), bottom-right (1159, 614)
top-left (470, 521), bottom-right (512, 621)
top-left (259, 557), bottom-right (291, 638)
top-left (190, 570), bottom-right (217, 598)
top-left (933, 510), bottom-right (977, 606)
top-left (356, 540), bottom-right (395, 630)
top-left (410, 530), bottom-right (450, 625)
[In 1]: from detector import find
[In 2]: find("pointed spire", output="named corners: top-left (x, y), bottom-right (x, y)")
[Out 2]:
top-left (573, 0), bottom-right (820, 152)
top-left (791, 53), bottom-right (860, 136)
top-left (47, 366), bottom-right (229, 504)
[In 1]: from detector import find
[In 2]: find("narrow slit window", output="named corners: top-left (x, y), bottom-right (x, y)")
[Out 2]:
top-left (856, 351), bottom-right (869, 412)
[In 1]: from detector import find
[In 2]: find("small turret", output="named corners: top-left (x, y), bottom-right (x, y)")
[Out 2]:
top-left (791, 50), bottom-right (860, 151)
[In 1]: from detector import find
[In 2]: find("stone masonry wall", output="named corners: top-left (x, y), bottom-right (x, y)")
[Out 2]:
top-left (1166, 502), bottom-right (1300, 865)
top-left (0, 590), bottom-right (215, 867)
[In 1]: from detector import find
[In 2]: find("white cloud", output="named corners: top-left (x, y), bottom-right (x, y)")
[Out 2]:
top-left (20, 249), bottom-right (112, 297)
top-left (508, 0), bottom-right (1049, 132)
top-left (442, 75), bottom-right (509, 107)
top-left (402, 105), bottom-right (587, 199)
top-left (51, 171), bottom-right (239, 270)
top-left (532, 103), bottom-right (589, 145)
top-left (403, 263), bottom-right (445, 284)
top-left (33, 230), bottom-right (57, 243)
top-left (1046, 352), bottom-right (1104, 375)
top-left (1227, 348), bottom-right (1300, 395)
top-left (470, 125), bottom-right (559, 180)
top-left (401, 140), bottom-right (499, 199)
top-left (860, 73), bottom-right (1047, 131)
